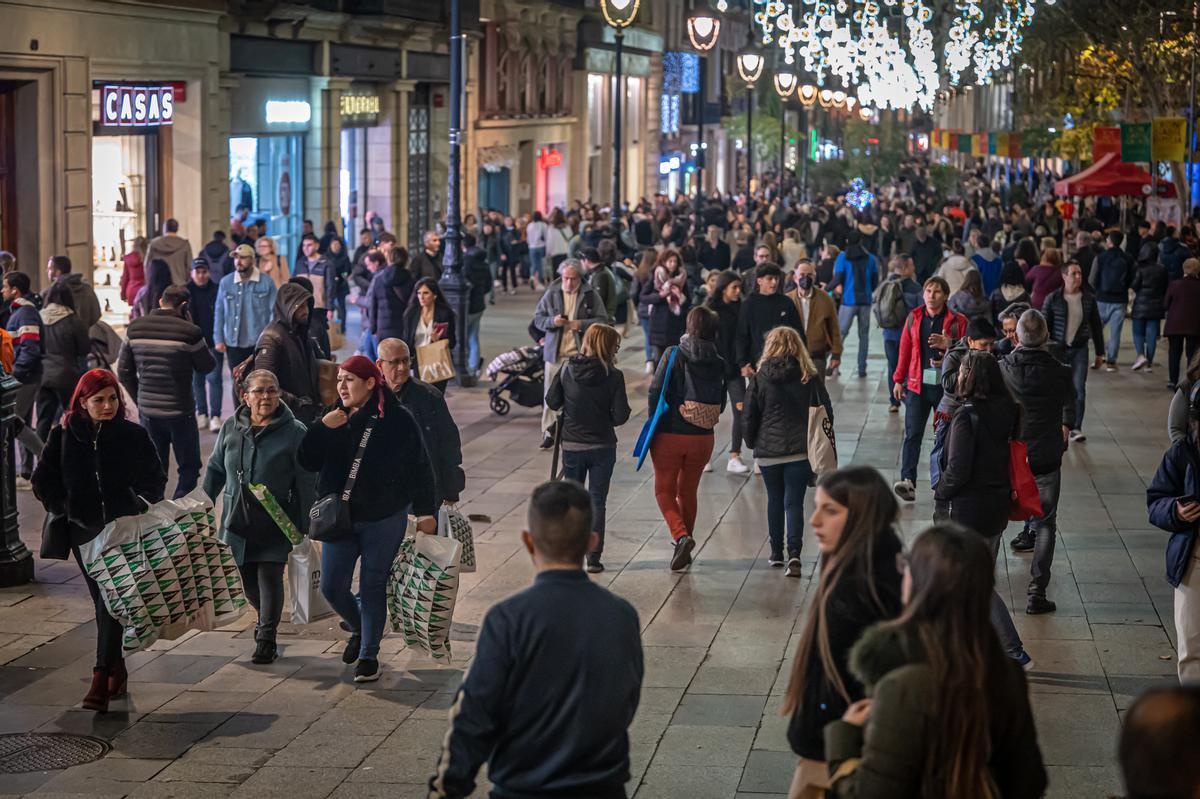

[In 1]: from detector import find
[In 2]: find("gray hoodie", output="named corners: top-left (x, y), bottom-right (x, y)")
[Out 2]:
top-left (145, 233), bottom-right (194, 286)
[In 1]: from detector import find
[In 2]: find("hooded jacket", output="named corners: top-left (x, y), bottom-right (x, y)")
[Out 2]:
top-left (545, 354), bottom-right (632, 449)
top-left (1147, 437), bottom-right (1200, 587)
top-left (42, 274), bottom-right (101, 330)
top-left (38, 303), bottom-right (90, 390)
top-left (145, 233), bottom-right (194, 286)
top-left (199, 239), bottom-right (231, 280)
top-left (1089, 247), bottom-right (1135, 304)
top-left (648, 335), bottom-right (727, 436)
top-left (118, 308), bottom-right (216, 418)
top-left (823, 624), bottom-right (1047, 799)
top-left (1131, 258), bottom-right (1169, 321)
top-left (1159, 236), bottom-right (1189, 281)
top-left (1000, 346), bottom-right (1076, 475)
top-left (708, 296), bottom-right (742, 380)
top-left (254, 283), bottom-right (322, 422)
top-left (743, 356), bottom-right (832, 459)
top-left (830, 244), bottom-right (878, 306)
top-left (934, 397), bottom-right (1019, 529)
top-left (396, 376), bottom-right (465, 504)
top-left (366, 264), bottom-right (414, 339)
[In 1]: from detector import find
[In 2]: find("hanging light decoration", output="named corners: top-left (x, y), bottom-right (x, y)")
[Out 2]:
top-left (687, 14), bottom-right (722, 52)
top-left (774, 72), bottom-right (798, 97)
top-left (736, 53), bottom-right (765, 85)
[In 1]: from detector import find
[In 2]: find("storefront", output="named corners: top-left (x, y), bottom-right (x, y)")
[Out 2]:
top-left (338, 87), bottom-right (389, 240)
top-left (536, 144), bottom-right (568, 214)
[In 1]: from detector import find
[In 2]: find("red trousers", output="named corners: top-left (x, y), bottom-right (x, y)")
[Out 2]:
top-left (650, 432), bottom-right (714, 541)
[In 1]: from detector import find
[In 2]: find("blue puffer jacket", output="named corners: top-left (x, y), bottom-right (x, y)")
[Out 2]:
top-left (1147, 438), bottom-right (1200, 588)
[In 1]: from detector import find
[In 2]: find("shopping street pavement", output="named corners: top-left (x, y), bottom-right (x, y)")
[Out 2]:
top-left (0, 288), bottom-right (1179, 798)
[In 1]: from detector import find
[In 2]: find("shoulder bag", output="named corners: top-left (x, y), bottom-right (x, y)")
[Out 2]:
top-left (807, 384), bottom-right (838, 477)
top-left (633, 348), bottom-right (678, 471)
top-left (309, 415), bottom-right (377, 542)
top-left (226, 432), bottom-right (283, 544)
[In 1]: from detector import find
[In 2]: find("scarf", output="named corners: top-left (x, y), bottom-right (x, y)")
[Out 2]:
top-left (654, 266), bottom-right (687, 316)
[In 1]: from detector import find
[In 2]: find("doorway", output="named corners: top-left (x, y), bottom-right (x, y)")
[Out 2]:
top-left (0, 83), bottom-right (16, 254)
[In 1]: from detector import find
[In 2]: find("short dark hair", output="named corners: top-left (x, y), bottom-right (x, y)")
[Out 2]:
top-left (1120, 685), bottom-right (1200, 799)
top-left (527, 480), bottom-right (593, 563)
top-left (756, 263), bottom-right (783, 280)
top-left (378, 232), bottom-right (397, 245)
top-left (3, 270), bottom-right (31, 295)
top-left (966, 318), bottom-right (996, 341)
top-left (597, 239), bottom-right (617, 262)
top-left (360, 228), bottom-right (372, 237)
top-left (923, 275), bottom-right (950, 295)
top-left (686, 305), bottom-right (719, 341)
top-left (165, 218), bottom-right (179, 233)
top-left (462, 233), bottom-right (477, 248)
top-left (46, 280), bottom-right (75, 310)
top-left (1108, 231), bottom-right (1123, 248)
top-left (160, 285), bottom-right (189, 309)
top-left (49, 255), bottom-right (72, 275)
top-left (365, 251), bottom-right (387, 269)
top-left (212, 230), bottom-right (226, 241)
top-left (302, 233), bottom-right (319, 244)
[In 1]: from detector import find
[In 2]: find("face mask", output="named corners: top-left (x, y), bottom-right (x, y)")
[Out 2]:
top-left (797, 275), bottom-right (814, 290)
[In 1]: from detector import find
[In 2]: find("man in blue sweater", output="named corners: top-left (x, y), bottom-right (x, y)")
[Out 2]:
top-left (428, 480), bottom-right (643, 799)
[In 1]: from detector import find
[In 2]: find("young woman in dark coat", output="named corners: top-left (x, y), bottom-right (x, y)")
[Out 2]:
top-left (706, 270), bottom-right (750, 474)
top-left (36, 281), bottom-right (91, 442)
top-left (1129, 241), bottom-right (1168, 373)
top-left (639, 248), bottom-right (691, 363)
top-left (401, 277), bottom-right (458, 394)
top-left (781, 466), bottom-right (903, 796)
top-left (32, 369), bottom-right (166, 712)
top-left (545, 324), bottom-right (631, 574)
top-left (743, 326), bottom-right (832, 572)
top-left (824, 524), bottom-right (1046, 799)
top-left (934, 350), bottom-right (1032, 667)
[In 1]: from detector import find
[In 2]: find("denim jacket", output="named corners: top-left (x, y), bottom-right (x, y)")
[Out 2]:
top-left (214, 269), bottom-right (277, 349)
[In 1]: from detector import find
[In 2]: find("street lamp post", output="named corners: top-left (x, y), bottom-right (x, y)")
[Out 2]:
top-left (736, 53), bottom-right (764, 200)
top-left (439, 0), bottom-right (473, 386)
top-left (0, 370), bottom-right (33, 587)
top-left (798, 84), bottom-right (818, 202)
top-left (687, 13), bottom-right (720, 236)
top-left (773, 72), bottom-right (796, 199)
top-left (600, 0), bottom-right (640, 216)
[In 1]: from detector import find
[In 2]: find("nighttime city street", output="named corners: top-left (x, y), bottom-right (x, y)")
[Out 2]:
top-left (1, 1), bottom-right (1199, 798)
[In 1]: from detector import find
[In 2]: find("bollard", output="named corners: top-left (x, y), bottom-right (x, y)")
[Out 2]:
top-left (0, 367), bottom-right (34, 587)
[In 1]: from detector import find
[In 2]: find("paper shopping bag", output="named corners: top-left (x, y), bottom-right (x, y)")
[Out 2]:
top-left (807, 403), bottom-right (838, 477)
top-left (439, 505), bottom-right (476, 573)
top-left (288, 540), bottom-right (334, 625)
top-left (417, 339), bottom-right (456, 384)
top-left (388, 534), bottom-right (461, 662)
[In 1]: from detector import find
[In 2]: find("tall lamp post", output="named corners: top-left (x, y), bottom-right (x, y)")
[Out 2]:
top-left (773, 73), bottom-right (796, 197)
top-left (798, 84), bottom-right (817, 201)
top-left (687, 12), bottom-right (720, 235)
top-left (600, 0), bottom-right (640, 217)
top-left (736, 53), bottom-right (764, 201)
top-left (439, 0), bottom-right (473, 386)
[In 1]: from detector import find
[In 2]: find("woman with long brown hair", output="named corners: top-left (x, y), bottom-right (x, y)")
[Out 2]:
top-left (640, 249), bottom-right (692, 366)
top-left (824, 523), bottom-right (1047, 798)
top-left (782, 466), bottom-right (903, 796)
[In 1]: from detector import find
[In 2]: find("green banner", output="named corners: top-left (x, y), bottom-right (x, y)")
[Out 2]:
top-left (988, 132), bottom-right (998, 155)
top-left (1120, 122), bottom-right (1152, 163)
top-left (1021, 128), bottom-right (1056, 155)
top-left (957, 133), bottom-right (972, 153)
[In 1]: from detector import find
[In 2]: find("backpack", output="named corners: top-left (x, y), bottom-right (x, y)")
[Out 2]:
top-left (873, 279), bottom-right (909, 329)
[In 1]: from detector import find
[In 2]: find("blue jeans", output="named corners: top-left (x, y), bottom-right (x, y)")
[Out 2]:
top-left (760, 459), bottom-right (813, 557)
top-left (320, 509), bottom-right (409, 661)
top-left (143, 414), bottom-right (202, 498)
top-left (467, 311), bottom-right (484, 376)
top-left (1132, 318), bottom-right (1160, 364)
top-left (883, 336), bottom-right (901, 406)
top-left (358, 329), bottom-right (378, 361)
top-left (561, 447), bottom-right (617, 554)
top-left (901, 386), bottom-right (941, 484)
top-left (1065, 344), bottom-right (1089, 430)
top-left (1097, 301), bottom-right (1125, 364)
top-left (529, 247), bottom-right (546, 284)
top-left (192, 347), bottom-right (224, 418)
top-left (838, 304), bottom-right (871, 376)
top-left (639, 316), bottom-right (653, 362)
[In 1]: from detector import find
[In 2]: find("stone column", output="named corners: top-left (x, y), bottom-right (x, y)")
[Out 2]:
top-left (392, 79), bottom-right (415, 248)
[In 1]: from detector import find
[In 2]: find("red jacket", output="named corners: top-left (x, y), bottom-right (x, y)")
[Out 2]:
top-left (893, 305), bottom-right (968, 393)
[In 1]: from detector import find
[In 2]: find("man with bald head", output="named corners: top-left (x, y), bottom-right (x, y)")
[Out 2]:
top-left (1119, 685), bottom-right (1200, 799)
top-left (377, 338), bottom-right (464, 505)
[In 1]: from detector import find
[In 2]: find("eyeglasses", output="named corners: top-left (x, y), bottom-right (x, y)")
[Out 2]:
top-left (381, 357), bottom-right (411, 367)
top-left (247, 387), bottom-right (280, 397)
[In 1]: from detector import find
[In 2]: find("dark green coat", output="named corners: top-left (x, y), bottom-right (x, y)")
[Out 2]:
top-left (203, 402), bottom-right (316, 565)
top-left (824, 625), bottom-right (1047, 799)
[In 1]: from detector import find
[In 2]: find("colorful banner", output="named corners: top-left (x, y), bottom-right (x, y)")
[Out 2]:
top-left (1152, 117), bottom-right (1187, 161)
top-left (949, 132), bottom-right (959, 151)
top-left (1007, 132), bottom-right (1022, 159)
top-left (1121, 122), bottom-right (1152, 162)
top-left (997, 132), bottom-right (1010, 157)
top-left (1092, 126), bottom-right (1121, 161)
top-left (958, 132), bottom-right (973, 154)
top-left (988, 132), bottom-right (998, 155)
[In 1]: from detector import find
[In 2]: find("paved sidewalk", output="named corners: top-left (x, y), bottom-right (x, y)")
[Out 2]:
top-left (1, 291), bottom-right (1177, 797)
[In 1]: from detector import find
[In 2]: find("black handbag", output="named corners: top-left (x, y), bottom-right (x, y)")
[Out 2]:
top-left (309, 415), bottom-right (377, 542)
top-left (225, 434), bottom-right (280, 543)
top-left (40, 512), bottom-right (72, 560)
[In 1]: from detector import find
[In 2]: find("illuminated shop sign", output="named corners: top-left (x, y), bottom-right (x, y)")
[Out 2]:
top-left (100, 85), bottom-right (175, 128)
top-left (265, 100), bottom-right (312, 125)
top-left (340, 94), bottom-right (380, 118)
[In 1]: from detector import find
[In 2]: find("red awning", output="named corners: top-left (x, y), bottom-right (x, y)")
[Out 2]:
top-left (1054, 152), bottom-right (1176, 198)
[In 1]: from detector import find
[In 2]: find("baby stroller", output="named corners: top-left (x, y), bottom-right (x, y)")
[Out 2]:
top-left (486, 345), bottom-right (544, 416)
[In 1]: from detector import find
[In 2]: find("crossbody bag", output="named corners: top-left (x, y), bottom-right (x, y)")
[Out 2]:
top-left (309, 415), bottom-right (377, 542)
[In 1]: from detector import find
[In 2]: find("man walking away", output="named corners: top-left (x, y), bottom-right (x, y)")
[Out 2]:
top-left (1041, 260), bottom-right (1103, 443)
top-left (970, 234), bottom-right (1004, 295)
top-left (827, 229), bottom-right (877, 377)
top-left (118, 286), bottom-right (215, 497)
top-left (428, 480), bottom-right (643, 799)
top-left (3, 270), bottom-right (44, 487)
top-left (462, 234), bottom-right (493, 378)
top-left (581, 246), bottom-right (618, 321)
top-left (876, 255), bottom-right (922, 412)
top-left (214, 243), bottom-right (277, 409)
top-left (187, 258), bottom-right (222, 431)
top-left (1090, 231), bottom-right (1135, 370)
top-left (145, 218), bottom-right (195, 286)
top-left (44, 255), bottom-right (101, 329)
top-left (365, 250), bottom-right (413, 343)
top-left (1001, 309), bottom-right (1076, 615)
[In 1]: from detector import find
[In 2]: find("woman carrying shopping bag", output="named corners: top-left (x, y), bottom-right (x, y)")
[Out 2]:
top-left (32, 369), bottom-right (166, 713)
top-left (401, 277), bottom-right (458, 394)
top-left (203, 369), bottom-right (316, 665)
top-left (298, 355), bottom-right (438, 683)
top-left (545, 323), bottom-right (631, 574)
top-left (743, 327), bottom-right (833, 576)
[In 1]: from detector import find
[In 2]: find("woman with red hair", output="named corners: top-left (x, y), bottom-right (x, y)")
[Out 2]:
top-left (31, 369), bottom-right (166, 713)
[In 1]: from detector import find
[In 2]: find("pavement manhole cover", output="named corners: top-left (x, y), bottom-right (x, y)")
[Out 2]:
top-left (0, 733), bottom-right (111, 773)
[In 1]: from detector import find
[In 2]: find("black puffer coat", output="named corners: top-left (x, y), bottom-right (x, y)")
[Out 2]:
top-left (1131, 260), bottom-right (1169, 321)
top-left (545, 355), bottom-right (631, 449)
top-left (709, 297), bottom-right (742, 381)
top-left (743, 356), bottom-right (832, 459)
top-left (934, 397), bottom-right (1019, 536)
top-left (396, 376), bottom-right (466, 504)
top-left (254, 283), bottom-right (322, 422)
top-left (32, 415), bottom-right (166, 542)
top-left (648, 335), bottom-right (727, 436)
top-left (118, 308), bottom-right (216, 418)
top-left (1000, 347), bottom-right (1075, 475)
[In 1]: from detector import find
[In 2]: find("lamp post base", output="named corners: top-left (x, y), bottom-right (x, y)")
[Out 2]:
top-left (0, 550), bottom-right (33, 588)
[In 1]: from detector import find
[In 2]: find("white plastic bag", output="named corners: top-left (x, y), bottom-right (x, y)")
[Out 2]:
top-left (288, 539), bottom-right (334, 625)
top-left (388, 534), bottom-right (461, 661)
top-left (438, 505), bottom-right (476, 573)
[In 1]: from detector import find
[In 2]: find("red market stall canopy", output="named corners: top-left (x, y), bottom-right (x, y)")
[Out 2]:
top-left (1054, 152), bottom-right (1176, 198)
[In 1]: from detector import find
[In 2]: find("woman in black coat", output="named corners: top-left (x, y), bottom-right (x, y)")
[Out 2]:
top-left (934, 350), bottom-right (1032, 667)
top-left (706, 270), bottom-right (749, 474)
top-left (743, 326), bottom-right (832, 570)
top-left (639, 249), bottom-right (691, 364)
top-left (35, 281), bottom-right (91, 443)
top-left (401, 277), bottom-right (458, 393)
top-left (545, 323), bottom-right (631, 574)
top-left (32, 369), bottom-right (166, 713)
top-left (1130, 242), bottom-right (1168, 373)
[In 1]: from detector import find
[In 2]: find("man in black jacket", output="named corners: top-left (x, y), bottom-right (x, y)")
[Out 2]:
top-left (187, 258), bottom-right (223, 431)
top-left (118, 285), bottom-right (215, 497)
top-left (1001, 309), bottom-right (1076, 615)
top-left (254, 283), bottom-right (322, 423)
top-left (428, 480), bottom-right (642, 799)
top-left (463, 234), bottom-right (493, 378)
top-left (1089, 231), bottom-right (1134, 370)
top-left (736, 263), bottom-right (806, 377)
top-left (1042, 261), bottom-right (1104, 443)
top-left (698, 224), bottom-right (731, 272)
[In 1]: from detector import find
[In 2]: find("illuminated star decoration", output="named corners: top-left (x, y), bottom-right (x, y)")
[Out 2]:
top-left (845, 178), bottom-right (875, 212)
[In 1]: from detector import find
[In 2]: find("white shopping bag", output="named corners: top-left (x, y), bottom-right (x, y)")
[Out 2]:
top-left (387, 534), bottom-right (461, 661)
top-left (288, 540), bottom-right (335, 625)
top-left (438, 505), bottom-right (476, 573)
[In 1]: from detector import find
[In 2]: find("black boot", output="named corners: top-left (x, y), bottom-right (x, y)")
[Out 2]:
top-left (252, 640), bottom-right (278, 664)
top-left (1010, 529), bottom-right (1036, 552)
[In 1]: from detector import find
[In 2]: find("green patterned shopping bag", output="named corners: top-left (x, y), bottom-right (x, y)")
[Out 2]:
top-left (387, 534), bottom-right (461, 662)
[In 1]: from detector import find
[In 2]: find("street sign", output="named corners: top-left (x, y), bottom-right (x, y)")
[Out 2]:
top-left (1120, 122), bottom-right (1152, 162)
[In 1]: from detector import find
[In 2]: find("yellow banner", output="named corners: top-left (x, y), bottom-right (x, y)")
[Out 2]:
top-left (997, 132), bottom-right (1010, 157)
top-left (970, 133), bottom-right (983, 157)
top-left (1152, 117), bottom-right (1187, 161)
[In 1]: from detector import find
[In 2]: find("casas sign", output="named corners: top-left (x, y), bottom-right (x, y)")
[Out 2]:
top-left (100, 85), bottom-right (175, 128)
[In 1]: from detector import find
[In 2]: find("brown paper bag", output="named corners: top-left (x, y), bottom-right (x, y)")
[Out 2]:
top-left (417, 339), bottom-right (456, 384)
top-left (317, 359), bottom-right (338, 405)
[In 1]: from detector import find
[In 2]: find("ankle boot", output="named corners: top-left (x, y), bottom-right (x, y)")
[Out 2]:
top-left (107, 660), bottom-right (128, 698)
top-left (82, 669), bottom-right (109, 713)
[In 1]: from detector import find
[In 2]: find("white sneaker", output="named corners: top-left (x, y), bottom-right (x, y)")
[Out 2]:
top-left (644, 361), bottom-right (654, 375)
top-left (1131, 355), bottom-right (1147, 371)
top-left (702, 461), bottom-right (714, 473)
top-left (196, 414), bottom-right (209, 430)
top-left (1069, 429), bottom-right (1086, 443)
top-left (208, 416), bottom-right (222, 433)
top-left (14, 476), bottom-right (32, 491)
top-left (726, 456), bottom-right (750, 475)
top-left (1145, 365), bottom-right (1154, 374)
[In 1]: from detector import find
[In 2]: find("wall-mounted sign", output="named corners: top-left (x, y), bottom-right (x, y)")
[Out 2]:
top-left (100, 84), bottom-right (174, 128)
top-left (340, 94), bottom-right (380, 127)
top-left (265, 100), bottom-right (312, 125)
top-left (538, 147), bottom-right (563, 170)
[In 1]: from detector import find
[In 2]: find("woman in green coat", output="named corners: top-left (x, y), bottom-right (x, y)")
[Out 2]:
top-left (203, 369), bottom-right (316, 664)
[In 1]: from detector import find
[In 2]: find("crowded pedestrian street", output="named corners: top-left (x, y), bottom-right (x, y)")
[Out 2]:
top-left (0, 292), bottom-right (1177, 798)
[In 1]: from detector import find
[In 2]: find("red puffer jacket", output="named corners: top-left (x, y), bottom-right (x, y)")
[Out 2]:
top-left (892, 305), bottom-right (969, 393)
